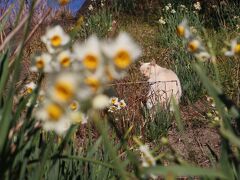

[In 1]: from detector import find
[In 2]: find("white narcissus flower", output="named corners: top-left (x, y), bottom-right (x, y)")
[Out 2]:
top-left (88, 4), bottom-right (93, 11)
top-left (110, 97), bottom-right (119, 105)
top-left (119, 100), bottom-right (126, 108)
top-left (139, 145), bottom-right (156, 167)
top-left (225, 39), bottom-right (240, 56)
top-left (158, 17), bottom-right (166, 25)
top-left (69, 100), bottom-right (79, 111)
top-left (165, 6), bottom-right (170, 11)
top-left (180, 4), bottom-right (186, 9)
top-left (83, 75), bottom-right (102, 94)
top-left (36, 101), bottom-right (71, 135)
top-left (41, 25), bottom-right (70, 53)
top-left (55, 49), bottom-right (73, 70)
top-left (108, 105), bottom-right (118, 113)
top-left (25, 82), bottom-right (36, 94)
top-left (30, 53), bottom-right (52, 72)
top-left (177, 19), bottom-right (191, 39)
top-left (69, 111), bottom-right (87, 124)
top-left (193, 2), bottom-right (201, 11)
top-left (171, 9), bottom-right (176, 14)
top-left (73, 35), bottom-right (104, 76)
top-left (49, 72), bottom-right (78, 104)
top-left (102, 32), bottom-right (141, 78)
top-left (187, 39), bottom-right (202, 53)
top-left (92, 94), bottom-right (110, 109)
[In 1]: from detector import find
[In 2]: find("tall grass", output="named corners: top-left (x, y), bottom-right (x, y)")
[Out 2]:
top-left (77, 7), bottom-right (112, 39)
top-left (156, 4), bottom-right (208, 103)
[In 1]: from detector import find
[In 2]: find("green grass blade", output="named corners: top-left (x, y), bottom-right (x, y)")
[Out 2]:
top-left (94, 115), bottom-right (128, 179)
top-left (220, 127), bottom-right (240, 148)
top-left (0, 50), bottom-right (9, 98)
top-left (172, 98), bottom-right (184, 133)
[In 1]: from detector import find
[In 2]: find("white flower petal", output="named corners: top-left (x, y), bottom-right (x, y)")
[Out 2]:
top-left (92, 94), bottom-right (110, 109)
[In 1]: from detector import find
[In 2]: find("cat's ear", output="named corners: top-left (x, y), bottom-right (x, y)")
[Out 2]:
top-left (150, 59), bottom-right (156, 66)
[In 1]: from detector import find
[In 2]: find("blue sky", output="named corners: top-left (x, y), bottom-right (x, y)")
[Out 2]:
top-left (47, 0), bottom-right (86, 14)
top-left (0, 0), bottom-right (86, 15)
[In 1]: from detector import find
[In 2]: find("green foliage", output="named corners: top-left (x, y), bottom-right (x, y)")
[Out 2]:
top-left (218, 57), bottom-right (240, 105)
top-left (155, 4), bottom-right (209, 103)
top-left (114, 0), bottom-right (136, 14)
top-left (143, 106), bottom-right (172, 141)
top-left (78, 8), bottom-right (112, 39)
top-left (201, 1), bottom-right (240, 30)
top-left (156, 4), bottom-right (202, 48)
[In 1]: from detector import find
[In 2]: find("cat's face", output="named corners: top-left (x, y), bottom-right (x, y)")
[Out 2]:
top-left (140, 62), bottom-right (156, 78)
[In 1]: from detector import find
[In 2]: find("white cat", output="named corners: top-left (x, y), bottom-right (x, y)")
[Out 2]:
top-left (140, 61), bottom-right (182, 110)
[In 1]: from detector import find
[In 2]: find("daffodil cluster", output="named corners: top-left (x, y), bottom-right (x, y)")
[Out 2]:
top-left (30, 25), bottom-right (141, 135)
top-left (108, 97), bottom-right (127, 113)
top-left (177, 20), bottom-right (211, 61)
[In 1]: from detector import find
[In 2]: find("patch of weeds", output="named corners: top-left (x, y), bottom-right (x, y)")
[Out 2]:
top-left (170, 49), bottom-right (206, 104)
top-left (156, 3), bottom-right (202, 48)
top-left (78, 8), bottom-right (112, 39)
top-left (142, 105), bottom-right (172, 141)
top-left (191, 117), bottom-right (208, 129)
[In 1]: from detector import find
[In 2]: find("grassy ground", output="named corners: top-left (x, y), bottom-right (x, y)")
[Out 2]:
top-left (4, 1), bottom-right (240, 179)
top-left (114, 15), bottom-right (221, 166)
top-left (16, 11), bottom-right (222, 167)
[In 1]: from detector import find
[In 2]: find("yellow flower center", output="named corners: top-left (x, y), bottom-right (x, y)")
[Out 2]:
top-left (54, 81), bottom-right (74, 102)
top-left (188, 40), bottom-right (200, 52)
top-left (60, 57), bottom-right (71, 68)
top-left (83, 54), bottom-right (99, 70)
top-left (58, 0), bottom-right (69, 6)
top-left (114, 50), bottom-right (131, 69)
top-left (109, 106), bottom-right (117, 112)
top-left (27, 88), bottom-right (33, 94)
top-left (85, 77), bottom-right (100, 92)
top-left (51, 35), bottom-right (62, 47)
top-left (36, 59), bottom-right (44, 69)
top-left (111, 99), bottom-right (117, 104)
top-left (120, 102), bottom-right (125, 107)
top-left (176, 25), bottom-right (185, 37)
top-left (70, 101), bottom-right (78, 111)
top-left (234, 44), bottom-right (240, 54)
top-left (47, 103), bottom-right (63, 121)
